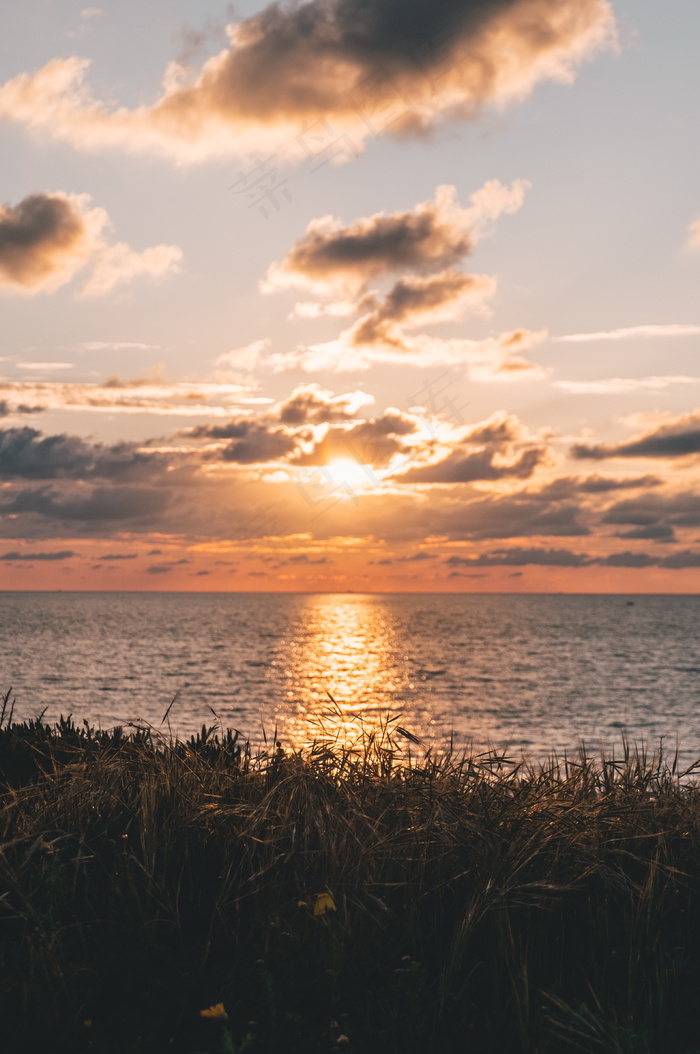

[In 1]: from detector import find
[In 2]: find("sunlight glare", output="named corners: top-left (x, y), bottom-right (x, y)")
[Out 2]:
top-left (325, 457), bottom-right (379, 491)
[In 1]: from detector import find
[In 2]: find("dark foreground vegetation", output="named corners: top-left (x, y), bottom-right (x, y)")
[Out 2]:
top-left (2, 691), bottom-right (700, 1053)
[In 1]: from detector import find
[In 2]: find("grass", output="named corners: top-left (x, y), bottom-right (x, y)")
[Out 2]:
top-left (2, 687), bottom-right (700, 1053)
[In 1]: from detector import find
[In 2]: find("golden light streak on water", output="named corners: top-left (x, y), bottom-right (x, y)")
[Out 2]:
top-left (277, 593), bottom-right (412, 748)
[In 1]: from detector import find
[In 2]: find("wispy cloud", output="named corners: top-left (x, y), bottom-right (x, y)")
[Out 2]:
top-left (16, 362), bottom-right (74, 372)
top-left (686, 218), bottom-right (700, 251)
top-left (0, 376), bottom-right (258, 416)
top-left (557, 324), bottom-right (700, 343)
top-left (554, 375), bottom-right (699, 395)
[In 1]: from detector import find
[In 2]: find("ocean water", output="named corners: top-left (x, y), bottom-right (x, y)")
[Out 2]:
top-left (2, 591), bottom-right (700, 764)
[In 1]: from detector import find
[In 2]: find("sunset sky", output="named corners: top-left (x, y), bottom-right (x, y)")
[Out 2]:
top-left (1, 0), bottom-right (700, 592)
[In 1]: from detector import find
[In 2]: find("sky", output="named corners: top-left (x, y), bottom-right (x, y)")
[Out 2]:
top-left (1, 0), bottom-right (700, 593)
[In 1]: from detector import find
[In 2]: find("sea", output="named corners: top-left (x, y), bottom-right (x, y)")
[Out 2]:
top-left (2, 591), bottom-right (700, 766)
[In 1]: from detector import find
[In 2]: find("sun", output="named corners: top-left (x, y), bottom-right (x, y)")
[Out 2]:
top-left (325, 457), bottom-right (379, 490)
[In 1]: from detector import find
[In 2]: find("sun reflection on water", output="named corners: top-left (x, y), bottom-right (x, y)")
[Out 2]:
top-left (276, 593), bottom-right (413, 747)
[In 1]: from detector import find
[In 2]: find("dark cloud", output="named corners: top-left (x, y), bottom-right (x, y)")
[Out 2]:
top-left (575, 474), bottom-right (661, 494)
top-left (147, 564), bottom-right (173, 574)
top-left (100, 552), bottom-right (139, 560)
top-left (186, 419), bottom-right (300, 464)
top-left (1, 485), bottom-right (171, 523)
top-left (0, 192), bottom-right (88, 290)
top-left (398, 445), bottom-right (543, 484)
top-left (350, 269), bottom-right (492, 348)
top-left (266, 183), bottom-right (525, 296)
top-left (613, 525), bottom-right (676, 542)
top-left (424, 494), bottom-right (590, 541)
top-left (660, 551), bottom-right (700, 569)
top-left (0, 190), bottom-right (180, 296)
top-left (596, 552), bottom-right (659, 568)
top-left (0, 0), bottom-right (614, 161)
top-left (0, 400), bottom-right (43, 417)
top-left (270, 188), bottom-right (476, 294)
top-left (0, 426), bottom-right (178, 483)
top-left (276, 384), bottom-right (369, 425)
top-left (0, 549), bottom-right (76, 561)
top-left (395, 412), bottom-right (545, 483)
top-left (446, 547), bottom-right (590, 567)
top-left (602, 493), bottom-right (700, 530)
top-left (572, 413), bottom-right (700, 460)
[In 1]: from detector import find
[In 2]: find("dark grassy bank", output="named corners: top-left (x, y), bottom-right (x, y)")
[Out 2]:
top-left (2, 691), bottom-right (700, 1053)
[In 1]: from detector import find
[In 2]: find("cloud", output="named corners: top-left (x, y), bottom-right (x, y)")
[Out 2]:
top-left (265, 182), bottom-right (547, 375)
top-left (0, 1), bottom-right (615, 163)
top-left (265, 182), bottom-right (527, 297)
top-left (294, 410), bottom-right (418, 467)
top-left (4, 405), bottom-right (698, 562)
top-left (0, 375), bottom-right (256, 417)
top-left (347, 270), bottom-right (496, 348)
top-left (287, 325), bottom-right (548, 375)
top-left (601, 492), bottom-right (700, 531)
top-left (555, 376), bottom-right (698, 395)
top-left (1, 485), bottom-right (171, 523)
top-left (187, 419), bottom-right (301, 463)
top-left (213, 338), bottom-right (270, 375)
top-left (0, 549), bottom-right (76, 561)
top-left (412, 491), bottom-right (590, 540)
top-left (686, 219), bottom-right (700, 252)
top-left (446, 546), bottom-right (590, 567)
top-left (557, 324), bottom-right (700, 343)
top-left (597, 551), bottom-right (658, 568)
top-left (16, 362), bottom-right (74, 372)
top-left (79, 341), bottom-right (160, 352)
top-left (0, 425), bottom-right (180, 482)
top-left (572, 474), bottom-right (661, 494)
top-left (660, 550), bottom-right (700, 569)
top-left (0, 191), bottom-right (104, 293)
top-left (0, 191), bottom-right (181, 296)
top-left (274, 383), bottom-right (373, 424)
top-left (572, 411), bottom-right (700, 460)
top-left (0, 400), bottom-right (43, 417)
top-left (394, 411), bottom-right (546, 483)
top-left (80, 241), bottom-right (183, 297)
top-left (443, 546), bottom-right (700, 569)
top-left (613, 524), bottom-right (676, 542)
top-left (398, 444), bottom-right (543, 483)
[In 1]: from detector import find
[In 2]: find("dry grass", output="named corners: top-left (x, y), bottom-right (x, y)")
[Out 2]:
top-left (2, 688), bottom-right (700, 1053)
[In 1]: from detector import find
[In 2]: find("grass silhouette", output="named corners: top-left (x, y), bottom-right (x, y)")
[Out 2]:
top-left (2, 686), bottom-right (700, 1053)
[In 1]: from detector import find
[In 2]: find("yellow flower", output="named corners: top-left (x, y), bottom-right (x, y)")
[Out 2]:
top-left (199, 1003), bottom-right (228, 1021)
top-left (313, 892), bottom-right (337, 916)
